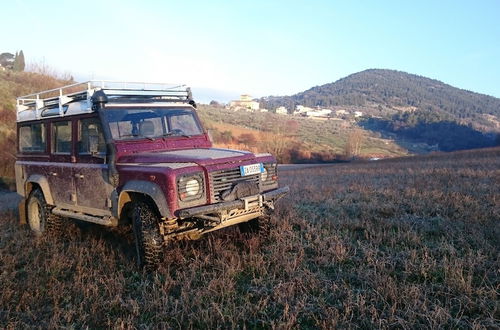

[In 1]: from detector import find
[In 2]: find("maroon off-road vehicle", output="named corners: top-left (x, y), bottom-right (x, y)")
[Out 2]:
top-left (15, 81), bottom-right (288, 269)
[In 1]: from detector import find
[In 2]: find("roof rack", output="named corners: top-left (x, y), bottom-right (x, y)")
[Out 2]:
top-left (16, 80), bottom-right (193, 122)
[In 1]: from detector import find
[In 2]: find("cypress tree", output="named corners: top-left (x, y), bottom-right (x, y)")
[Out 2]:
top-left (13, 51), bottom-right (19, 71)
top-left (18, 50), bottom-right (25, 71)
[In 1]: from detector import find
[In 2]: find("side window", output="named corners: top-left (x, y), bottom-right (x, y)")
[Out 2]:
top-left (79, 118), bottom-right (106, 154)
top-left (52, 121), bottom-right (72, 154)
top-left (19, 123), bottom-right (46, 152)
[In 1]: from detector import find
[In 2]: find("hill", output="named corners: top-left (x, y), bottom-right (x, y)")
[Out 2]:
top-left (259, 69), bottom-right (500, 151)
top-left (261, 69), bottom-right (500, 128)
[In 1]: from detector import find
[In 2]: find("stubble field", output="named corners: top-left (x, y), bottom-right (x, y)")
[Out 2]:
top-left (0, 148), bottom-right (499, 328)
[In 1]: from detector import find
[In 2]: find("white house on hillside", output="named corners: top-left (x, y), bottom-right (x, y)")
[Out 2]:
top-left (306, 109), bottom-right (332, 118)
top-left (276, 106), bottom-right (288, 115)
top-left (294, 105), bottom-right (314, 114)
top-left (229, 94), bottom-right (260, 111)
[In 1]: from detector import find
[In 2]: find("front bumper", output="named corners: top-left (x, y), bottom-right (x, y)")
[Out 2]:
top-left (177, 186), bottom-right (289, 219)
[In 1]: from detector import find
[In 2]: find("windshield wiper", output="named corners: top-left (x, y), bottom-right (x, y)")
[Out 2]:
top-left (119, 133), bottom-right (154, 141)
top-left (162, 131), bottom-right (191, 138)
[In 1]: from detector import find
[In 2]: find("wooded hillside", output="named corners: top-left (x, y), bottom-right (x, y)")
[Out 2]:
top-left (260, 69), bottom-right (500, 132)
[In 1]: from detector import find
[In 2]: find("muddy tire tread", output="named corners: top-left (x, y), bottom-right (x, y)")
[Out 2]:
top-left (28, 188), bottom-right (63, 237)
top-left (132, 201), bottom-right (163, 270)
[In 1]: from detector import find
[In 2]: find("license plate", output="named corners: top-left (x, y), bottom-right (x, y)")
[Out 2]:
top-left (240, 163), bottom-right (264, 176)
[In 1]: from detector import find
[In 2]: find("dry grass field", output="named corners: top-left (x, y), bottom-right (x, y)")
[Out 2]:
top-left (0, 148), bottom-right (499, 328)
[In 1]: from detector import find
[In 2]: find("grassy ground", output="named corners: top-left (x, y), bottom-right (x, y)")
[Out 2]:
top-left (0, 148), bottom-right (498, 328)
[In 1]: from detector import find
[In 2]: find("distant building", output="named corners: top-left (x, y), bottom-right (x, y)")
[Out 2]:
top-left (275, 106), bottom-right (288, 115)
top-left (354, 111), bottom-right (363, 117)
top-left (306, 109), bottom-right (332, 118)
top-left (229, 94), bottom-right (260, 111)
top-left (294, 105), bottom-right (314, 115)
top-left (336, 109), bottom-right (348, 116)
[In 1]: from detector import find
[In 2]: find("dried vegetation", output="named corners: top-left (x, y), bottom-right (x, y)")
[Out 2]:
top-left (0, 148), bottom-right (498, 328)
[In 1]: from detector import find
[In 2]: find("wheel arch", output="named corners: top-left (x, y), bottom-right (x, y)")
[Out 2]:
top-left (118, 180), bottom-right (172, 220)
top-left (25, 175), bottom-right (54, 205)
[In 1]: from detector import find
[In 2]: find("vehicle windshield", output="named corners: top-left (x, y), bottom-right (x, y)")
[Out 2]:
top-left (104, 107), bottom-right (203, 140)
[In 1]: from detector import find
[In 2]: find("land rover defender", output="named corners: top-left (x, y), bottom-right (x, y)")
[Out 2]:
top-left (15, 81), bottom-right (289, 269)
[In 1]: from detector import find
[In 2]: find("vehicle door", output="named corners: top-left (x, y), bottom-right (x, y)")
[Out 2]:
top-left (48, 119), bottom-right (76, 206)
top-left (74, 117), bottom-right (113, 212)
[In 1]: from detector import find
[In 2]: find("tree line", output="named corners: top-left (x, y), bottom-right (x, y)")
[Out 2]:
top-left (361, 110), bottom-right (498, 152)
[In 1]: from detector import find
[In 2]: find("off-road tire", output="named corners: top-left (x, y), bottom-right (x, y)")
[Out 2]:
top-left (132, 201), bottom-right (163, 270)
top-left (238, 213), bottom-right (272, 239)
top-left (26, 188), bottom-right (63, 237)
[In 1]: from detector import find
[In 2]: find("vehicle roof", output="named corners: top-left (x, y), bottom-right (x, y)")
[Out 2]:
top-left (16, 80), bottom-right (195, 123)
top-left (16, 102), bottom-right (196, 123)
top-left (105, 103), bottom-right (194, 108)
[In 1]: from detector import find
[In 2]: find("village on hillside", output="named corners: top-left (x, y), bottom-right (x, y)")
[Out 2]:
top-left (227, 94), bottom-right (364, 120)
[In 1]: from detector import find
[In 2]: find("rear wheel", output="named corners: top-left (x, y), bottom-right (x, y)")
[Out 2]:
top-left (26, 188), bottom-right (62, 237)
top-left (132, 201), bottom-right (163, 270)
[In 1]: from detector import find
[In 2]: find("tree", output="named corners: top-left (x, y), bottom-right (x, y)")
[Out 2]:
top-left (260, 117), bottom-right (299, 163)
top-left (344, 129), bottom-right (363, 159)
top-left (238, 133), bottom-right (257, 148)
top-left (220, 130), bottom-right (233, 144)
top-left (209, 100), bottom-right (221, 108)
top-left (13, 51), bottom-right (20, 71)
top-left (0, 52), bottom-right (14, 69)
top-left (18, 50), bottom-right (25, 71)
top-left (13, 50), bottom-right (26, 71)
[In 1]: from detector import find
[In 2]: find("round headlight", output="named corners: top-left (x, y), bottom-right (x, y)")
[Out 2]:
top-left (184, 178), bottom-right (200, 196)
top-left (178, 175), bottom-right (203, 201)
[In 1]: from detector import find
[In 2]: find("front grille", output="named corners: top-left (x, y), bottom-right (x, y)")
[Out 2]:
top-left (262, 164), bottom-right (278, 187)
top-left (209, 168), bottom-right (260, 202)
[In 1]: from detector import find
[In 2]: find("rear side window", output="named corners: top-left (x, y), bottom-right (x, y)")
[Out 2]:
top-left (19, 123), bottom-right (46, 152)
top-left (52, 121), bottom-right (72, 154)
top-left (79, 118), bottom-right (106, 154)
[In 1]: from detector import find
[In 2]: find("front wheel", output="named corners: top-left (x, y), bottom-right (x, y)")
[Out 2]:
top-left (26, 188), bottom-right (62, 237)
top-left (132, 201), bottom-right (164, 270)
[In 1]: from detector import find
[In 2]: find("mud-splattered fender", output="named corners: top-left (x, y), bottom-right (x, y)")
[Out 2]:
top-left (25, 174), bottom-right (54, 205)
top-left (118, 180), bottom-right (172, 219)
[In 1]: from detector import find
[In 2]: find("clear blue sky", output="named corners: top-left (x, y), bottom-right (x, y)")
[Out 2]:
top-left (3, 0), bottom-right (500, 102)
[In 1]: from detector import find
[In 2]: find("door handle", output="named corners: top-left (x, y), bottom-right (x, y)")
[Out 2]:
top-left (75, 174), bottom-right (84, 179)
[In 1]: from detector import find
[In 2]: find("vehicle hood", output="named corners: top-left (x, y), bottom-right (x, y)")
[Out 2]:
top-left (117, 148), bottom-right (256, 167)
